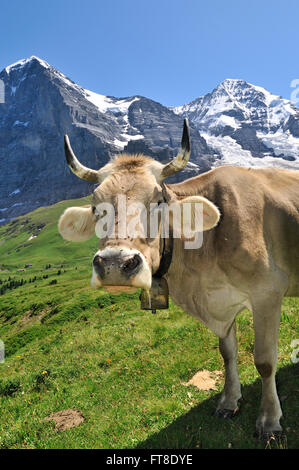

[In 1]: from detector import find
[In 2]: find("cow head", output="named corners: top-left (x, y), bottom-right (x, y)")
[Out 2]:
top-left (58, 120), bottom-right (220, 290)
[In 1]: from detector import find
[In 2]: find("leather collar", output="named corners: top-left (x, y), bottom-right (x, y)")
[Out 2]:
top-left (153, 183), bottom-right (173, 278)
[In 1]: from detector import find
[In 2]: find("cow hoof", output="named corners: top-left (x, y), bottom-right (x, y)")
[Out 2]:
top-left (214, 407), bottom-right (239, 419)
top-left (254, 429), bottom-right (283, 442)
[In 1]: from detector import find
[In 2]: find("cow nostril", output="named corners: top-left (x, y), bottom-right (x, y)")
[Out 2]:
top-left (93, 255), bottom-right (106, 279)
top-left (122, 254), bottom-right (142, 273)
top-left (93, 255), bottom-right (103, 266)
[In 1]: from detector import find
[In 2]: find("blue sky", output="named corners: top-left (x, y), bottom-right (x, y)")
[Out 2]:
top-left (1, 0), bottom-right (299, 106)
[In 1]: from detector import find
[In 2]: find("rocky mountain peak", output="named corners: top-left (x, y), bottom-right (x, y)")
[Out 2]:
top-left (173, 78), bottom-right (299, 169)
top-left (4, 55), bottom-right (50, 74)
top-left (0, 56), bottom-right (212, 223)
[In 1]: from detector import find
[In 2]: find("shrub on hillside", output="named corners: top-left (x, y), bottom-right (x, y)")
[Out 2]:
top-left (0, 378), bottom-right (21, 396)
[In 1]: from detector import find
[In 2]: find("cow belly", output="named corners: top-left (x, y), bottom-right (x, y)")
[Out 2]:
top-left (203, 284), bottom-right (249, 321)
top-left (168, 276), bottom-right (250, 338)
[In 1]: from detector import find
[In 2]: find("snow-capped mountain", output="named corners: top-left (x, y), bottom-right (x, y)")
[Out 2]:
top-left (0, 58), bottom-right (298, 224)
top-left (172, 78), bottom-right (299, 169)
top-left (0, 56), bottom-right (212, 223)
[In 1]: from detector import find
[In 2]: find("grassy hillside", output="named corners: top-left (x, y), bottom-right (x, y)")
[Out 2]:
top-left (0, 198), bottom-right (298, 449)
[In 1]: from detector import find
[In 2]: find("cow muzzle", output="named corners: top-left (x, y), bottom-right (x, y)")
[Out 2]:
top-left (91, 247), bottom-right (152, 289)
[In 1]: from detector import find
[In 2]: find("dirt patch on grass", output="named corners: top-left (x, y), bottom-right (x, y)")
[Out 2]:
top-left (18, 307), bottom-right (51, 328)
top-left (45, 409), bottom-right (85, 431)
top-left (182, 370), bottom-right (223, 391)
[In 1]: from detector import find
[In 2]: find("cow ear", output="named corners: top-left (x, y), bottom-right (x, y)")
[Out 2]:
top-left (58, 205), bottom-right (96, 241)
top-left (177, 195), bottom-right (220, 233)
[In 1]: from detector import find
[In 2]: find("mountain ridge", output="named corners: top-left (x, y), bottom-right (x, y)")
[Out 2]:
top-left (0, 56), bottom-right (298, 224)
top-left (0, 56), bottom-right (212, 224)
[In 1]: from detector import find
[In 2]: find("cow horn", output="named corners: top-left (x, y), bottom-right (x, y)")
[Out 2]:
top-left (160, 118), bottom-right (191, 179)
top-left (64, 135), bottom-right (100, 183)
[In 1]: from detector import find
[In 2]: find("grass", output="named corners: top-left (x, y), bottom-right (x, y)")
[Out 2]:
top-left (0, 198), bottom-right (298, 449)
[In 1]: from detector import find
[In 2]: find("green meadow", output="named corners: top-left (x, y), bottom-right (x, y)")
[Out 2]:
top-left (0, 198), bottom-right (298, 449)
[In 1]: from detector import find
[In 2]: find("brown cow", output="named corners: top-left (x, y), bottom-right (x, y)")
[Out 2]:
top-left (59, 120), bottom-right (299, 439)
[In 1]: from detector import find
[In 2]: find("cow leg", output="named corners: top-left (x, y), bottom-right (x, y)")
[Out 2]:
top-left (253, 300), bottom-right (283, 440)
top-left (216, 321), bottom-right (242, 418)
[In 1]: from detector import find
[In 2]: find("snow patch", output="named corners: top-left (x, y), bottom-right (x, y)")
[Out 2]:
top-left (112, 133), bottom-right (144, 149)
top-left (9, 189), bottom-right (21, 196)
top-left (213, 114), bottom-right (240, 130)
top-left (202, 133), bottom-right (299, 170)
top-left (257, 130), bottom-right (299, 160)
top-left (13, 121), bottom-right (29, 127)
top-left (83, 89), bottom-right (140, 114)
